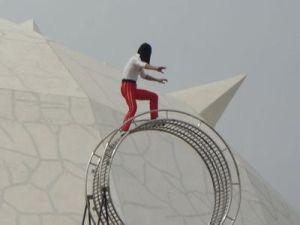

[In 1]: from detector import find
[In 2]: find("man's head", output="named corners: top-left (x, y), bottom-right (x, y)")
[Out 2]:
top-left (137, 43), bottom-right (152, 64)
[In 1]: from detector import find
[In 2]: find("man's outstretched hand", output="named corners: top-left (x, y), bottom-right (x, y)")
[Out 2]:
top-left (157, 66), bottom-right (167, 83)
top-left (157, 66), bottom-right (166, 73)
top-left (158, 78), bottom-right (168, 84)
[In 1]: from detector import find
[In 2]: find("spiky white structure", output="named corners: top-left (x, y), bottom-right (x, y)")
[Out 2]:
top-left (0, 18), bottom-right (299, 225)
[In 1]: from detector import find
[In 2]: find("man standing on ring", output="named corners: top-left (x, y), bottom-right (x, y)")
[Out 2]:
top-left (121, 43), bottom-right (168, 132)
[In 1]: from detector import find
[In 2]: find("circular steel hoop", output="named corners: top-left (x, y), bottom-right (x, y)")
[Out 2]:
top-left (85, 110), bottom-right (241, 225)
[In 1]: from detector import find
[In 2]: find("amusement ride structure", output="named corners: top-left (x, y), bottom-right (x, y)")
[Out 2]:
top-left (83, 110), bottom-right (241, 225)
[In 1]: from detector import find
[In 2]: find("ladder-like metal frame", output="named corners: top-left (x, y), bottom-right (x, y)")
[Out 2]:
top-left (84, 109), bottom-right (241, 225)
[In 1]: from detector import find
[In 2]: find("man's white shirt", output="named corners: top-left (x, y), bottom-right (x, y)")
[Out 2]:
top-left (122, 54), bottom-right (147, 81)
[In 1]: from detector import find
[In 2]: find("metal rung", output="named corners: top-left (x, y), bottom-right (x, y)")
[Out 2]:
top-left (226, 215), bottom-right (235, 221)
top-left (89, 162), bottom-right (97, 167)
top-left (93, 153), bottom-right (101, 158)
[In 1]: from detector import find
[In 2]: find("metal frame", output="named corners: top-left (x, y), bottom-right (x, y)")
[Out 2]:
top-left (84, 109), bottom-right (241, 225)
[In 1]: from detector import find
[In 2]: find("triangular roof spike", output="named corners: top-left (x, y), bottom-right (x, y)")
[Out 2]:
top-left (20, 19), bottom-right (41, 33)
top-left (168, 74), bottom-right (246, 127)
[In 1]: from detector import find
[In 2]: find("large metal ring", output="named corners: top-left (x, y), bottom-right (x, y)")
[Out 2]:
top-left (85, 110), bottom-right (241, 225)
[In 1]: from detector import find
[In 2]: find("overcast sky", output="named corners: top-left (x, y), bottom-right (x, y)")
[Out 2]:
top-left (0, 0), bottom-right (299, 212)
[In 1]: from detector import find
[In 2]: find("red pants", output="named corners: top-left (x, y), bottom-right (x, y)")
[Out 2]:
top-left (121, 81), bottom-right (158, 131)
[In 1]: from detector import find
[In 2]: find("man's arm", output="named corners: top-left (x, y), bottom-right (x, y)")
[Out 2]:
top-left (140, 64), bottom-right (168, 83)
top-left (143, 74), bottom-right (168, 84)
top-left (144, 64), bottom-right (166, 73)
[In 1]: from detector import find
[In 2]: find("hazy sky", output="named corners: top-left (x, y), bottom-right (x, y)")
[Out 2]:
top-left (0, 0), bottom-right (299, 212)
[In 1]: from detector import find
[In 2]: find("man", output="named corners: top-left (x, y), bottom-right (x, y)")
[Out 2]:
top-left (121, 43), bottom-right (167, 132)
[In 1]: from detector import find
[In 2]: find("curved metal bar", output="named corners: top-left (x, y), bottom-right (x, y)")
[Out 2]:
top-left (84, 109), bottom-right (241, 225)
top-left (133, 120), bottom-right (230, 224)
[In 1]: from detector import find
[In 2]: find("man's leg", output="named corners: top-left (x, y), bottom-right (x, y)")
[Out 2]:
top-left (121, 82), bottom-right (137, 131)
top-left (135, 88), bottom-right (158, 119)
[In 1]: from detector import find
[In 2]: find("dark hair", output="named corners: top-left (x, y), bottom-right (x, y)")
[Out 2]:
top-left (137, 43), bottom-right (152, 63)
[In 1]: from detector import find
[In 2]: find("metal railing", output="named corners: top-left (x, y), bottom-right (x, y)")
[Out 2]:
top-left (83, 109), bottom-right (241, 225)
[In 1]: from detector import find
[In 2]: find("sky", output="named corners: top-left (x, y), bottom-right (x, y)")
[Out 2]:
top-left (0, 0), bottom-right (299, 212)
